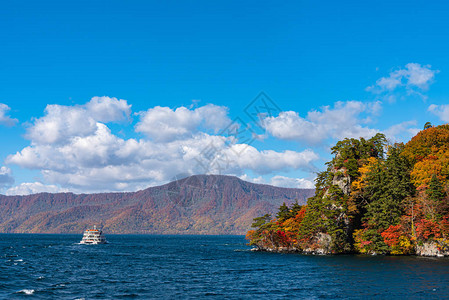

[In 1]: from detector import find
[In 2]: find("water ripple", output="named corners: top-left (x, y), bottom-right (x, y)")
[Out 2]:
top-left (1, 234), bottom-right (449, 299)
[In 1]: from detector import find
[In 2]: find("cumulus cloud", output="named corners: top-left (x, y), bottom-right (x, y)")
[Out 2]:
top-left (8, 123), bottom-right (141, 171)
top-left (225, 146), bottom-right (318, 174)
top-left (383, 120), bottom-right (420, 142)
top-left (7, 131), bottom-right (319, 192)
top-left (269, 175), bottom-right (315, 189)
top-left (135, 104), bottom-right (231, 142)
top-left (428, 104), bottom-right (449, 122)
top-left (263, 101), bottom-right (380, 144)
top-left (7, 99), bottom-right (319, 193)
top-left (0, 103), bottom-right (18, 126)
top-left (85, 96), bottom-right (131, 123)
top-left (26, 97), bottom-right (131, 145)
top-left (240, 174), bottom-right (315, 189)
top-left (367, 63), bottom-right (438, 99)
top-left (5, 182), bottom-right (69, 196)
top-left (0, 166), bottom-right (14, 189)
top-left (26, 105), bottom-right (97, 144)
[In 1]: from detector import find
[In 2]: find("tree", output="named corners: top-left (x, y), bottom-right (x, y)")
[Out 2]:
top-left (251, 214), bottom-right (271, 228)
top-left (381, 224), bottom-right (414, 255)
top-left (247, 126), bottom-right (449, 254)
top-left (364, 144), bottom-right (415, 231)
top-left (276, 202), bottom-right (291, 222)
top-left (428, 174), bottom-right (444, 203)
top-left (402, 124), bottom-right (449, 163)
top-left (426, 174), bottom-right (445, 220)
top-left (290, 200), bottom-right (302, 215)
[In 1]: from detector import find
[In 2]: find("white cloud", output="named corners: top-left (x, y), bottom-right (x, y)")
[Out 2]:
top-left (428, 104), bottom-right (449, 122)
top-left (26, 105), bottom-right (97, 144)
top-left (269, 175), bottom-right (315, 189)
top-left (5, 182), bottom-right (69, 196)
top-left (7, 97), bottom-right (319, 193)
top-left (240, 174), bottom-right (315, 189)
top-left (26, 97), bottom-right (131, 145)
top-left (0, 166), bottom-right (14, 189)
top-left (263, 101), bottom-right (379, 144)
top-left (406, 63), bottom-right (437, 89)
top-left (225, 146), bottom-right (318, 174)
top-left (0, 103), bottom-right (18, 126)
top-left (367, 63), bottom-right (438, 94)
top-left (368, 101), bottom-right (383, 115)
top-left (383, 120), bottom-right (420, 142)
top-left (135, 104), bottom-right (231, 142)
top-left (9, 123), bottom-right (142, 172)
top-left (85, 96), bottom-right (131, 123)
top-left (7, 133), bottom-right (318, 192)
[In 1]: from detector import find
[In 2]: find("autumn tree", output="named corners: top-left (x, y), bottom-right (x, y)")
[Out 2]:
top-left (248, 125), bottom-right (449, 255)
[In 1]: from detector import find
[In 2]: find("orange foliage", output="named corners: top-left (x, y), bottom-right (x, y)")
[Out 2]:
top-left (402, 125), bottom-right (449, 163)
top-left (441, 216), bottom-right (449, 238)
top-left (416, 219), bottom-right (442, 240)
top-left (381, 225), bottom-right (414, 254)
top-left (381, 225), bottom-right (402, 248)
top-left (295, 207), bottom-right (307, 223)
top-left (245, 230), bottom-right (257, 241)
top-left (410, 149), bottom-right (449, 188)
top-left (278, 207), bottom-right (307, 245)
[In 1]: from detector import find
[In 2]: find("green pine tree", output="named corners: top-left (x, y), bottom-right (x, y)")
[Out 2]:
top-left (427, 174), bottom-right (445, 220)
top-left (364, 144), bottom-right (414, 231)
top-left (276, 202), bottom-right (291, 222)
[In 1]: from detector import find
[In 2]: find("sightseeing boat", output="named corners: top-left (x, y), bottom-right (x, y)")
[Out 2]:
top-left (80, 225), bottom-right (108, 244)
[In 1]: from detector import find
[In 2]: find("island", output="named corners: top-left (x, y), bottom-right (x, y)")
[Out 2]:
top-left (247, 124), bottom-right (449, 257)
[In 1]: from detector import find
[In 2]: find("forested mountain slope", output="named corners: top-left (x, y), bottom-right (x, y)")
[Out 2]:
top-left (0, 175), bottom-right (314, 234)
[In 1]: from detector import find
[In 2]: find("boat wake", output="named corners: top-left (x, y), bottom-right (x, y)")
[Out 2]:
top-left (16, 289), bottom-right (35, 295)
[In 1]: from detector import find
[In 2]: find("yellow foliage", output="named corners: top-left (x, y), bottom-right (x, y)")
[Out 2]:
top-left (351, 157), bottom-right (377, 191)
top-left (391, 236), bottom-right (414, 255)
top-left (281, 217), bottom-right (301, 233)
top-left (410, 149), bottom-right (449, 188)
top-left (353, 229), bottom-right (369, 254)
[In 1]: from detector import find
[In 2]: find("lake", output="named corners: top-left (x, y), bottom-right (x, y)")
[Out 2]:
top-left (1, 234), bottom-right (448, 299)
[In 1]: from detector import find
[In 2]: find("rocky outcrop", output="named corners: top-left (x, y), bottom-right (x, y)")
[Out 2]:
top-left (252, 232), bottom-right (333, 255)
top-left (302, 233), bottom-right (333, 255)
top-left (416, 241), bottom-right (449, 257)
top-left (332, 168), bottom-right (351, 196)
top-left (319, 167), bottom-right (351, 251)
top-left (256, 239), bottom-right (449, 257)
top-left (251, 245), bottom-right (300, 253)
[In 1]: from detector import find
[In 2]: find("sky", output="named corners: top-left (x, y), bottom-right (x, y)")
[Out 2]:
top-left (1, 0), bottom-right (449, 195)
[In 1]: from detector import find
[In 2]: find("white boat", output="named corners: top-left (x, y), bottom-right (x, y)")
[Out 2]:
top-left (80, 225), bottom-right (108, 244)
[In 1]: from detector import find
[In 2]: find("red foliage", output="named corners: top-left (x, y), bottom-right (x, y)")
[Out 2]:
top-left (276, 230), bottom-right (291, 246)
top-left (381, 225), bottom-right (402, 248)
top-left (416, 219), bottom-right (442, 240)
top-left (295, 207), bottom-right (307, 223)
top-left (440, 216), bottom-right (449, 237)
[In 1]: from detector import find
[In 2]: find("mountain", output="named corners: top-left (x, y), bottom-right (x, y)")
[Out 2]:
top-left (0, 175), bottom-right (314, 234)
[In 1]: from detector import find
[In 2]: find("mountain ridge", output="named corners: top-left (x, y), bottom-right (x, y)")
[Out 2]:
top-left (0, 175), bottom-right (314, 234)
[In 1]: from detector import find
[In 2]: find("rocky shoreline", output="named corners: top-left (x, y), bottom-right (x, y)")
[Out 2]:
top-left (251, 241), bottom-right (449, 257)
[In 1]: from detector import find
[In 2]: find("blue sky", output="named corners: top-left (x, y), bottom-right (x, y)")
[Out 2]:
top-left (1, 0), bottom-right (449, 194)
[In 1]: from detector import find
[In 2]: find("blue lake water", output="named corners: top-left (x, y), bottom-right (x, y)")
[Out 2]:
top-left (1, 234), bottom-right (449, 299)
